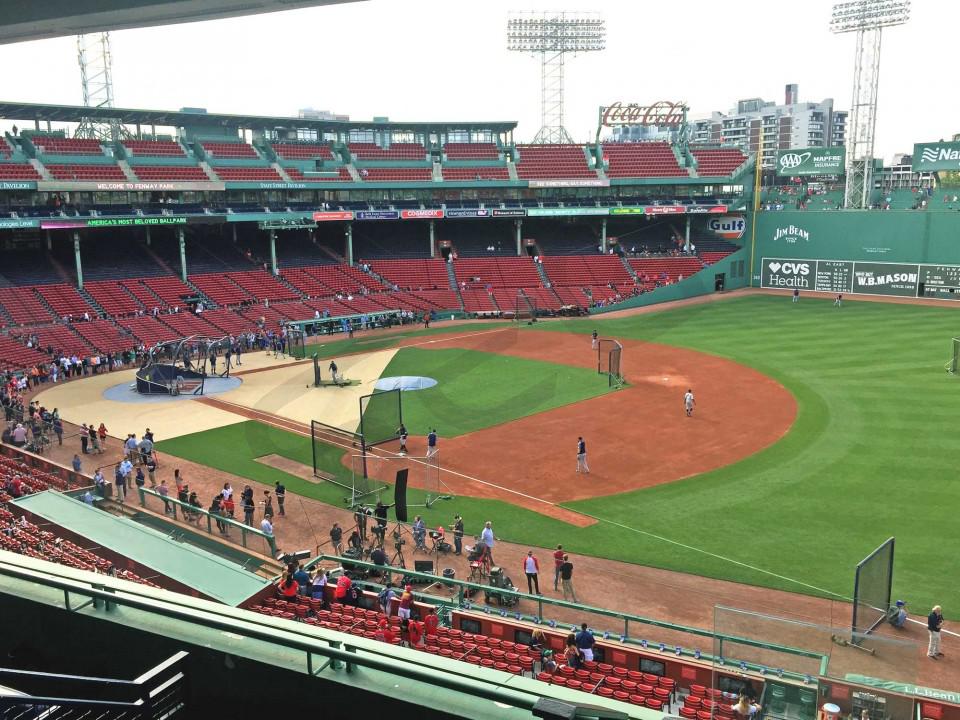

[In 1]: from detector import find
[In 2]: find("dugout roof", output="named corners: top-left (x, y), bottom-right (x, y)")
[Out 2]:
top-left (0, 0), bottom-right (366, 45)
top-left (13, 491), bottom-right (269, 606)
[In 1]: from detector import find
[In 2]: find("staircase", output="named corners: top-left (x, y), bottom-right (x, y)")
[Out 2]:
top-left (507, 161), bottom-right (519, 182)
top-left (432, 161), bottom-right (443, 182)
top-left (534, 259), bottom-right (552, 287)
top-left (117, 159), bottom-right (138, 181)
top-left (446, 259), bottom-right (464, 308)
top-left (78, 287), bottom-right (106, 317)
top-left (138, 239), bottom-right (179, 277)
top-left (45, 250), bottom-right (75, 284)
top-left (274, 271), bottom-right (306, 299)
top-left (272, 163), bottom-right (292, 183)
top-left (620, 255), bottom-right (640, 282)
top-left (346, 164), bottom-right (362, 182)
top-left (318, 244), bottom-right (346, 264)
top-left (29, 158), bottom-right (52, 180)
top-left (199, 161), bottom-right (218, 182)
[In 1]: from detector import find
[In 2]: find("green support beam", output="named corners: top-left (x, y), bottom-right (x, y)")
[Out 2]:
top-left (73, 232), bottom-right (83, 291)
top-left (178, 228), bottom-right (187, 283)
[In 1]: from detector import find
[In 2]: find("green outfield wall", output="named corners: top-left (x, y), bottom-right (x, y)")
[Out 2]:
top-left (749, 211), bottom-right (960, 300)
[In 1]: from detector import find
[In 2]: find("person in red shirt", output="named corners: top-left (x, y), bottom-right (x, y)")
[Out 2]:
top-left (553, 545), bottom-right (565, 591)
top-left (376, 619), bottom-right (395, 644)
top-left (277, 574), bottom-right (299, 599)
top-left (423, 610), bottom-right (439, 638)
top-left (334, 574), bottom-right (352, 604)
top-left (407, 618), bottom-right (424, 648)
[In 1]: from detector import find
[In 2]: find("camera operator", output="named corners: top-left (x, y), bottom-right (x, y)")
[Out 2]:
top-left (354, 505), bottom-right (369, 542)
top-left (347, 529), bottom-right (363, 552)
top-left (374, 500), bottom-right (389, 529)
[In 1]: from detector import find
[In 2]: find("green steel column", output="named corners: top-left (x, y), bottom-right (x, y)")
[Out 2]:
top-left (269, 229), bottom-right (278, 276)
top-left (601, 218), bottom-right (608, 253)
top-left (685, 216), bottom-right (691, 252)
top-left (516, 219), bottom-right (522, 256)
top-left (45, 230), bottom-right (52, 250)
top-left (178, 228), bottom-right (187, 283)
top-left (429, 220), bottom-right (436, 258)
top-left (346, 223), bottom-right (354, 266)
top-left (145, 227), bottom-right (151, 247)
top-left (73, 232), bottom-right (83, 291)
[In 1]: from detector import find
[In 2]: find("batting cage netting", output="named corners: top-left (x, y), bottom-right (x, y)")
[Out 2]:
top-left (359, 388), bottom-right (403, 448)
top-left (597, 338), bottom-right (624, 387)
top-left (852, 537), bottom-right (895, 637)
top-left (514, 293), bottom-right (537, 322)
top-left (351, 452), bottom-right (445, 507)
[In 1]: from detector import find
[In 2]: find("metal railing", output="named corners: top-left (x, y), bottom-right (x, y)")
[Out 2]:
top-left (315, 554), bottom-right (826, 682)
top-left (137, 487), bottom-right (277, 556)
top-left (0, 651), bottom-right (188, 719)
top-left (0, 552), bottom-right (621, 717)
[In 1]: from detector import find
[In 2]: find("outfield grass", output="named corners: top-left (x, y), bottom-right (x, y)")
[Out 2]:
top-left (374, 347), bottom-right (612, 437)
top-left (158, 296), bottom-right (960, 617)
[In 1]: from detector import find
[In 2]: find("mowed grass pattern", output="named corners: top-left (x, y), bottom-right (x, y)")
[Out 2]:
top-left (158, 296), bottom-right (960, 616)
top-left (374, 347), bottom-right (613, 437)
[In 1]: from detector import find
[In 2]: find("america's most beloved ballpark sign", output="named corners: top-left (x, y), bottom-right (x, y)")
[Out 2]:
top-left (599, 101), bottom-right (688, 128)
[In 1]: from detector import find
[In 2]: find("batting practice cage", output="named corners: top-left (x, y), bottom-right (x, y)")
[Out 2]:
top-left (351, 452), bottom-right (448, 508)
top-left (597, 338), bottom-right (624, 387)
top-left (359, 388), bottom-right (403, 447)
top-left (285, 325), bottom-right (307, 359)
top-left (852, 537), bottom-right (895, 638)
top-left (310, 421), bottom-right (375, 506)
top-left (513, 293), bottom-right (538, 322)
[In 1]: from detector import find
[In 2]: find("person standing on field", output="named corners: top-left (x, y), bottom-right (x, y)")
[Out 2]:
top-left (684, 388), bottom-right (696, 417)
top-left (522, 550), bottom-right (541, 595)
top-left (792, 288), bottom-right (799, 303)
top-left (591, 330), bottom-right (599, 350)
top-left (426, 428), bottom-right (438, 459)
top-left (553, 544), bottom-right (565, 591)
top-left (560, 555), bottom-right (578, 603)
top-left (576, 436), bottom-right (589, 473)
top-left (835, 293), bottom-right (843, 308)
top-left (928, 605), bottom-right (944, 659)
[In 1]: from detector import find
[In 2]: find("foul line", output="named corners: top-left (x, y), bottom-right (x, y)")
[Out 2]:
top-left (574, 510), bottom-right (853, 601)
top-left (194, 395), bottom-right (573, 513)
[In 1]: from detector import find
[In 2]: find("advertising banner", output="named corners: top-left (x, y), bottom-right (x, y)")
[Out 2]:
top-left (527, 179), bottom-right (609, 189)
top-left (0, 218), bottom-right (39, 229)
top-left (609, 207), bottom-right (645, 215)
top-left (852, 262), bottom-right (919, 296)
top-left (40, 215), bottom-right (225, 230)
top-left (313, 211), bottom-right (353, 222)
top-left (708, 215), bottom-right (746, 239)
top-left (355, 210), bottom-right (400, 221)
top-left (644, 206), bottom-right (685, 215)
top-left (400, 209), bottom-right (444, 219)
top-left (775, 148), bottom-right (845, 176)
top-left (491, 208), bottom-right (526, 218)
top-left (36, 180), bottom-right (225, 192)
top-left (911, 141), bottom-right (960, 172)
top-left (445, 209), bottom-right (491, 218)
top-left (0, 181), bottom-right (36, 191)
top-left (527, 207), bottom-right (608, 217)
top-left (761, 257), bottom-right (922, 297)
top-left (686, 205), bottom-right (729, 214)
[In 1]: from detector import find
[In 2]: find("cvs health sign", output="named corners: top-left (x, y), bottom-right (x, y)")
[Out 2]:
top-left (762, 258), bottom-right (811, 289)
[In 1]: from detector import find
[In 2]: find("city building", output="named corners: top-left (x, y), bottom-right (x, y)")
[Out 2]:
top-left (691, 84), bottom-right (847, 169)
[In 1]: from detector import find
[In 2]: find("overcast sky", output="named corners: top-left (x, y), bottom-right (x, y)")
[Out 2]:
top-left (0, 0), bottom-right (953, 161)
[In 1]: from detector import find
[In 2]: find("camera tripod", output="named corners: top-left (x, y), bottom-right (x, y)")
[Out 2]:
top-left (389, 522), bottom-right (407, 569)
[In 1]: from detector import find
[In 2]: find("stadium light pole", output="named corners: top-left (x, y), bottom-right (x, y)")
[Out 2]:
top-left (507, 12), bottom-right (605, 144)
top-left (75, 32), bottom-right (128, 142)
top-left (830, 0), bottom-right (910, 209)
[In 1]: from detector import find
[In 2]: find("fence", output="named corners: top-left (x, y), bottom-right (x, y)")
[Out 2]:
top-left (137, 487), bottom-right (277, 557)
top-left (852, 537), bottom-right (895, 637)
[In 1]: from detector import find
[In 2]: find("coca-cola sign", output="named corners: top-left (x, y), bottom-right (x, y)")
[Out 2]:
top-left (600, 101), bottom-right (687, 128)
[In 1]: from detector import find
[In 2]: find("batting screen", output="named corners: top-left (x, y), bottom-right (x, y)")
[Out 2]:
top-left (359, 388), bottom-right (403, 448)
top-left (948, 337), bottom-right (960, 374)
top-left (852, 537), bottom-right (895, 637)
top-left (597, 338), bottom-right (624, 387)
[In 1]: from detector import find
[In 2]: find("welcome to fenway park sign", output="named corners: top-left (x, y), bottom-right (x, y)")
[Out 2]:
top-left (599, 101), bottom-right (688, 128)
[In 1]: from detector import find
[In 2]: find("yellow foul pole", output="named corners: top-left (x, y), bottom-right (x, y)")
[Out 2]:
top-left (748, 124), bottom-right (764, 285)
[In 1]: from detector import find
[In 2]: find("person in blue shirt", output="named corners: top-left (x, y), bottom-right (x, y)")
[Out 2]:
top-left (427, 429), bottom-right (438, 458)
top-left (889, 600), bottom-right (907, 628)
top-left (575, 623), bottom-right (596, 662)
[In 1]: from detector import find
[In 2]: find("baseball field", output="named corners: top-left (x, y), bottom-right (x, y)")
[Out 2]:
top-left (156, 294), bottom-right (960, 616)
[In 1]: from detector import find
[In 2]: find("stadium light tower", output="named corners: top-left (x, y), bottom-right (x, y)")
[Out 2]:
top-left (75, 32), bottom-right (126, 142)
top-left (507, 12), bottom-right (605, 144)
top-left (830, 0), bottom-right (910, 209)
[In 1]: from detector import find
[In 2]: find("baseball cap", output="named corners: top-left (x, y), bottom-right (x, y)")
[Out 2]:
top-left (896, 600), bottom-right (905, 607)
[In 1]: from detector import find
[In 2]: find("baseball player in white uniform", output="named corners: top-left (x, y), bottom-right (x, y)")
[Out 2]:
top-left (684, 389), bottom-right (696, 417)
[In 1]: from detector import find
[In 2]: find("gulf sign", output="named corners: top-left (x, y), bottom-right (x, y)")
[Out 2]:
top-left (707, 215), bottom-right (745, 240)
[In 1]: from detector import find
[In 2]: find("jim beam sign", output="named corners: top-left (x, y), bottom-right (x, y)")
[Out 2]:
top-left (599, 101), bottom-right (688, 128)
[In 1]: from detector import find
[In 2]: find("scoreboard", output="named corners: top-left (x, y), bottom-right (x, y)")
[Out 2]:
top-left (762, 257), bottom-right (960, 300)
